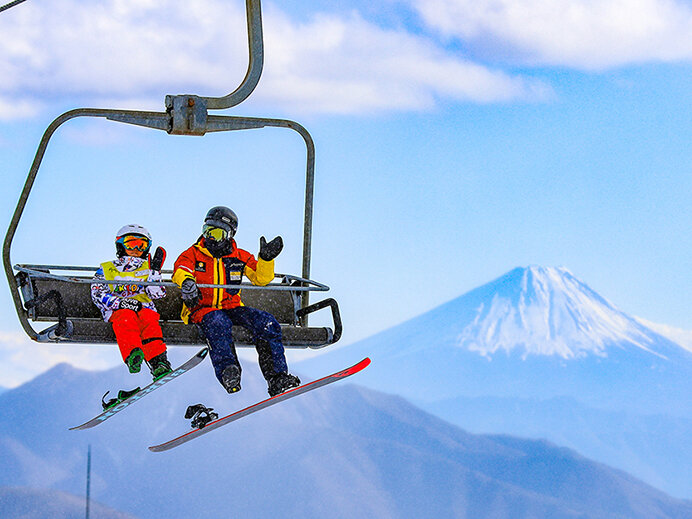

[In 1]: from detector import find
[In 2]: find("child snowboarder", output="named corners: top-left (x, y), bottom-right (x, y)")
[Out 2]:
top-left (172, 206), bottom-right (300, 397)
top-left (91, 224), bottom-right (172, 380)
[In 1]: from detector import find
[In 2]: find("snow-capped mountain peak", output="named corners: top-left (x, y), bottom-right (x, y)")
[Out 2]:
top-left (456, 266), bottom-right (667, 360)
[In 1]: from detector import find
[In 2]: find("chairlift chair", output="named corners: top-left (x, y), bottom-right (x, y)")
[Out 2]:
top-left (3, 0), bottom-right (342, 349)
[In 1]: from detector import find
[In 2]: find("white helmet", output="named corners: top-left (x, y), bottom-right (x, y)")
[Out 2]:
top-left (115, 224), bottom-right (152, 257)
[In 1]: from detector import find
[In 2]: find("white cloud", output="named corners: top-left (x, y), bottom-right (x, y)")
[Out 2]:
top-left (0, 96), bottom-right (41, 120)
top-left (409, 0), bottom-right (692, 69)
top-left (0, 0), bottom-right (549, 121)
top-left (259, 10), bottom-right (551, 113)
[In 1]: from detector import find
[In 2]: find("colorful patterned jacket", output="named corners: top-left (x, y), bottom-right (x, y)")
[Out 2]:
top-left (172, 237), bottom-right (274, 324)
top-left (91, 256), bottom-right (166, 321)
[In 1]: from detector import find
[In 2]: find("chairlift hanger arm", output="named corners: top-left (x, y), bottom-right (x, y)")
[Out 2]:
top-left (164, 0), bottom-right (263, 115)
top-left (1, 0), bottom-right (261, 97)
top-left (204, 0), bottom-right (264, 110)
top-left (0, 0), bottom-right (260, 97)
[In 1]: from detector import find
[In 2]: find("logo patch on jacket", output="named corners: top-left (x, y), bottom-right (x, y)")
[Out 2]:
top-left (195, 261), bottom-right (206, 272)
top-left (222, 257), bottom-right (245, 283)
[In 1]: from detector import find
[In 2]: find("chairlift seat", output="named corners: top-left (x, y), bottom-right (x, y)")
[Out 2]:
top-left (16, 266), bottom-right (340, 348)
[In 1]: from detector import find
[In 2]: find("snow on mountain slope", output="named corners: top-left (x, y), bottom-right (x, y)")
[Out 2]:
top-left (456, 266), bottom-right (671, 360)
top-left (635, 317), bottom-right (692, 353)
top-left (348, 265), bottom-right (691, 365)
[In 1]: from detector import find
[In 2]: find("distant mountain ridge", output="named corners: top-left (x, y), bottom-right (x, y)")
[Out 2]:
top-left (297, 265), bottom-right (692, 498)
top-left (1, 360), bottom-right (691, 518)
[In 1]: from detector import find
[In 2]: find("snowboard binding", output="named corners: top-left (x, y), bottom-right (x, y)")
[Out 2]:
top-left (101, 387), bottom-right (141, 410)
top-left (185, 403), bottom-right (219, 429)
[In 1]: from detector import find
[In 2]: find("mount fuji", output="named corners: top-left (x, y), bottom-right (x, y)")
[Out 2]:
top-left (453, 265), bottom-right (681, 361)
top-left (297, 266), bottom-right (692, 497)
top-left (301, 265), bottom-right (692, 412)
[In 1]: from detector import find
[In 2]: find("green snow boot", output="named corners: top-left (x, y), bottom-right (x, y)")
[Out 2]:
top-left (125, 348), bottom-right (145, 374)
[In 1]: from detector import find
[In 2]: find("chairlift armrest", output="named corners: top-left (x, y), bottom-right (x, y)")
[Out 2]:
top-left (295, 298), bottom-right (342, 344)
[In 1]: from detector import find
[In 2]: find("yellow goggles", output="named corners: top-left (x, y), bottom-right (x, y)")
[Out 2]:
top-left (203, 224), bottom-right (229, 242)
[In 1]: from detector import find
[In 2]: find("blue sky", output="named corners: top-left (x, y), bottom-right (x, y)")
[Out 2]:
top-left (1, 0), bottom-right (692, 386)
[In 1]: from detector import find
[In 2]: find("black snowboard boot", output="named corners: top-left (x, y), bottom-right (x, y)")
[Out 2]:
top-left (185, 404), bottom-right (219, 429)
top-left (221, 364), bottom-right (241, 393)
top-left (148, 352), bottom-right (172, 380)
top-left (267, 373), bottom-right (300, 397)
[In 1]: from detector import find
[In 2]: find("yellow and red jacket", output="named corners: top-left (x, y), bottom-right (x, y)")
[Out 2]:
top-left (172, 237), bottom-right (275, 324)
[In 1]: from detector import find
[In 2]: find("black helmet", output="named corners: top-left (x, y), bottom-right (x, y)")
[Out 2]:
top-left (204, 206), bottom-right (238, 237)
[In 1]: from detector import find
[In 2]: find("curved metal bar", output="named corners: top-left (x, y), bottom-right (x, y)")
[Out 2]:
top-left (4, 107), bottom-right (320, 340)
top-left (14, 265), bottom-right (330, 292)
top-left (14, 265), bottom-right (320, 285)
top-left (204, 0), bottom-right (264, 110)
top-left (3, 109), bottom-right (170, 341)
top-left (0, 0), bottom-right (27, 13)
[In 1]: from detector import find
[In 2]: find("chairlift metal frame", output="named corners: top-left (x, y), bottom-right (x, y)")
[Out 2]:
top-left (3, 0), bottom-right (342, 348)
top-left (0, 0), bottom-right (28, 14)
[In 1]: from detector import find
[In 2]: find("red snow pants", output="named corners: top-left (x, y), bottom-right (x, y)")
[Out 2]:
top-left (110, 308), bottom-right (166, 362)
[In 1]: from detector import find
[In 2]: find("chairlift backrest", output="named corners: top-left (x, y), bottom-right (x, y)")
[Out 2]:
top-left (16, 265), bottom-right (341, 347)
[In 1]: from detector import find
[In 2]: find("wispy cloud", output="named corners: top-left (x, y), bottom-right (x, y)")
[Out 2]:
top-left (0, 0), bottom-right (549, 121)
top-left (0, 97), bottom-right (41, 120)
top-left (258, 8), bottom-right (551, 113)
top-left (408, 0), bottom-right (692, 69)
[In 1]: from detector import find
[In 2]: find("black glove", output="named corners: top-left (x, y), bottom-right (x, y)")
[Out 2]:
top-left (149, 246), bottom-right (166, 273)
top-left (259, 236), bottom-right (283, 261)
top-left (119, 298), bottom-right (142, 312)
top-left (181, 278), bottom-right (201, 309)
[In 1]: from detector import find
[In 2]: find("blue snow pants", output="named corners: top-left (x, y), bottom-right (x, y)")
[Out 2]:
top-left (199, 306), bottom-right (288, 384)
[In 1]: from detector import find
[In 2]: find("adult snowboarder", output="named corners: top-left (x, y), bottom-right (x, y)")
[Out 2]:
top-left (91, 224), bottom-right (172, 380)
top-left (172, 206), bottom-right (300, 397)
